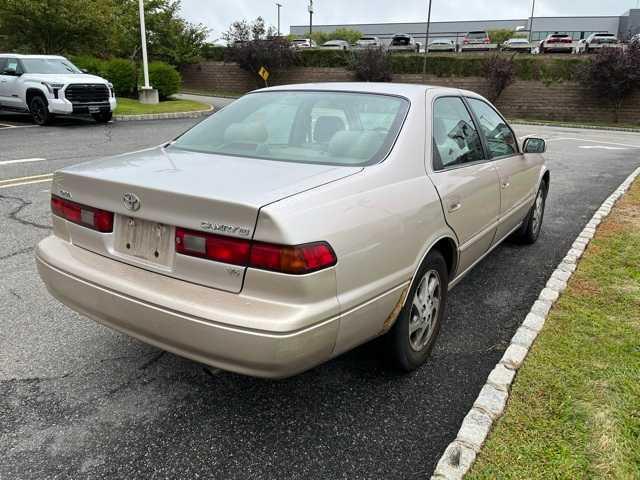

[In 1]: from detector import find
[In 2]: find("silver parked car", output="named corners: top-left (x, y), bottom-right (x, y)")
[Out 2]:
top-left (389, 34), bottom-right (421, 53)
top-left (501, 38), bottom-right (532, 52)
top-left (320, 40), bottom-right (350, 51)
top-left (37, 83), bottom-right (549, 378)
top-left (355, 36), bottom-right (382, 48)
top-left (427, 39), bottom-right (456, 52)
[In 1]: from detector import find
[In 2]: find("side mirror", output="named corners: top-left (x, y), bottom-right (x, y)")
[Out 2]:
top-left (523, 137), bottom-right (546, 154)
top-left (81, 68), bottom-right (89, 74)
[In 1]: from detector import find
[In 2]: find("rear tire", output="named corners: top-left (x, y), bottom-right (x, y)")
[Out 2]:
top-left (92, 111), bottom-right (113, 123)
top-left (513, 181), bottom-right (547, 244)
top-left (388, 250), bottom-right (448, 372)
top-left (29, 95), bottom-right (54, 126)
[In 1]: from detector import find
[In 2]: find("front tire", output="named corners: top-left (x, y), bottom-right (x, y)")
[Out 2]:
top-left (29, 95), bottom-right (54, 126)
top-left (92, 111), bottom-right (113, 123)
top-left (514, 181), bottom-right (547, 244)
top-left (388, 250), bottom-right (448, 372)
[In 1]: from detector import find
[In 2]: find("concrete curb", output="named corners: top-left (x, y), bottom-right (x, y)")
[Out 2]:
top-left (511, 120), bottom-right (640, 133)
top-left (431, 165), bottom-right (640, 480)
top-left (114, 105), bottom-right (213, 122)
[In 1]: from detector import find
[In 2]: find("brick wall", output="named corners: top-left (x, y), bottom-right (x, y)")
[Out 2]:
top-left (181, 62), bottom-right (640, 124)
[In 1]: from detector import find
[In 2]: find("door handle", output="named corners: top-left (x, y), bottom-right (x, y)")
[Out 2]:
top-left (448, 201), bottom-right (462, 213)
top-left (501, 180), bottom-right (511, 189)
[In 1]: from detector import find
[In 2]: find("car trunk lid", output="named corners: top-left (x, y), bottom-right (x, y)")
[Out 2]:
top-left (53, 146), bottom-right (361, 292)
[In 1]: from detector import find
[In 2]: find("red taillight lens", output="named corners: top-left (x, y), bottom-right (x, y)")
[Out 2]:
top-left (175, 228), bottom-right (337, 275)
top-left (51, 195), bottom-right (113, 233)
top-left (484, 38), bottom-right (490, 43)
top-left (250, 241), bottom-right (336, 274)
top-left (175, 228), bottom-right (251, 266)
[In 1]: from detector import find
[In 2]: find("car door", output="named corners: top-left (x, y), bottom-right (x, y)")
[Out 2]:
top-left (466, 97), bottom-right (540, 241)
top-left (0, 58), bottom-right (23, 109)
top-left (428, 96), bottom-right (501, 275)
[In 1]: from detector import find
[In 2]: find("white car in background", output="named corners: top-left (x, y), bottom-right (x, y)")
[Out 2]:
top-left (583, 33), bottom-right (619, 53)
top-left (291, 38), bottom-right (317, 49)
top-left (501, 38), bottom-right (532, 52)
top-left (0, 54), bottom-right (116, 125)
top-left (320, 40), bottom-right (350, 51)
top-left (539, 33), bottom-right (574, 53)
top-left (355, 36), bottom-right (382, 48)
top-left (427, 39), bottom-right (456, 52)
top-left (37, 83), bottom-right (549, 379)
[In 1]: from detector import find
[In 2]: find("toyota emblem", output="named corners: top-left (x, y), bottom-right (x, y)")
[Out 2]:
top-left (122, 192), bottom-right (141, 211)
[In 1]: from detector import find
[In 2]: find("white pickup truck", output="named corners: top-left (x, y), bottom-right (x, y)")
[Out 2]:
top-left (0, 54), bottom-right (117, 125)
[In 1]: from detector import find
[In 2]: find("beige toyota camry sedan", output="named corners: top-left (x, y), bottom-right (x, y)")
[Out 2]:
top-left (36, 83), bottom-right (549, 378)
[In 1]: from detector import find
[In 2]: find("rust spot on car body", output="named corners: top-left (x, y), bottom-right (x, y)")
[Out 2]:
top-left (380, 285), bottom-right (410, 334)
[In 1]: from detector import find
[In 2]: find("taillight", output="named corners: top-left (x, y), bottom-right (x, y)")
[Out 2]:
top-left (175, 228), bottom-right (250, 266)
top-left (51, 195), bottom-right (113, 233)
top-left (484, 37), bottom-right (490, 44)
top-left (250, 241), bottom-right (336, 274)
top-left (175, 227), bottom-right (337, 275)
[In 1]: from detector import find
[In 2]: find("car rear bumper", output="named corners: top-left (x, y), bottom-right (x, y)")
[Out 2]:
top-left (36, 236), bottom-right (339, 378)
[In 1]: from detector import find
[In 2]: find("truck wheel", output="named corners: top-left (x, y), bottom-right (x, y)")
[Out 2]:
top-left (92, 112), bottom-right (113, 123)
top-left (30, 95), bottom-right (54, 126)
top-left (388, 249), bottom-right (448, 372)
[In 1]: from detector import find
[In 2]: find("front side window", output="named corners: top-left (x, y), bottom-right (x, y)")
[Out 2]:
top-left (432, 97), bottom-right (484, 170)
top-left (466, 98), bottom-right (517, 158)
top-left (172, 91), bottom-right (409, 167)
top-left (1, 58), bottom-right (20, 75)
top-left (21, 58), bottom-right (80, 74)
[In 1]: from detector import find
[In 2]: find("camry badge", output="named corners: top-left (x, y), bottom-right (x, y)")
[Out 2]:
top-left (122, 192), bottom-right (141, 211)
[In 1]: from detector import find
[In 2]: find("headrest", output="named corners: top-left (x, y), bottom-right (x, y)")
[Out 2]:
top-left (314, 116), bottom-right (345, 143)
top-left (328, 131), bottom-right (385, 161)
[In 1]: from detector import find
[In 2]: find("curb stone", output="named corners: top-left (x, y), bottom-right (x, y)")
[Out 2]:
top-left (114, 105), bottom-right (213, 122)
top-left (431, 165), bottom-right (640, 479)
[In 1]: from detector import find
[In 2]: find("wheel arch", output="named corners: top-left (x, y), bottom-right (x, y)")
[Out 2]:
top-left (26, 87), bottom-right (48, 109)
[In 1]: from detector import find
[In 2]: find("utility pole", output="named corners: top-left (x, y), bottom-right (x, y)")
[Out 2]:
top-left (528, 0), bottom-right (536, 43)
top-left (276, 3), bottom-right (282, 37)
top-left (308, 0), bottom-right (314, 37)
top-left (138, 0), bottom-right (158, 104)
top-left (422, 0), bottom-right (433, 77)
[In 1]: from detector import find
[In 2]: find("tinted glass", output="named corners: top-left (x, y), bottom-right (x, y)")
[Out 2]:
top-left (172, 91), bottom-right (409, 166)
top-left (392, 37), bottom-right (411, 46)
top-left (0, 58), bottom-right (7, 73)
top-left (467, 98), bottom-right (517, 158)
top-left (21, 58), bottom-right (80, 74)
top-left (467, 32), bottom-right (487, 39)
top-left (432, 97), bottom-right (484, 170)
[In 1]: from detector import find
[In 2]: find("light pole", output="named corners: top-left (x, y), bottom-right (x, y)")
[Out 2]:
top-left (276, 3), bottom-right (282, 37)
top-left (422, 0), bottom-right (433, 77)
top-left (528, 0), bottom-right (536, 43)
top-left (308, 0), bottom-right (314, 37)
top-left (138, 0), bottom-right (158, 103)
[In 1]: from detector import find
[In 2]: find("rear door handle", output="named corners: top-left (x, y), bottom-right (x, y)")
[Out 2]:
top-left (501, 180), bottom-right (511, 189)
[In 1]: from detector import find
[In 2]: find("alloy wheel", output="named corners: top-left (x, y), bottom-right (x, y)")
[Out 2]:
top-left (408, 269), bottom-right (441, 352)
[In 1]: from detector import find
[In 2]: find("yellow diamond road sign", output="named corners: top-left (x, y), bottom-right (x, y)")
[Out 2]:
top-left (258, 66), bottom-right (270, 82)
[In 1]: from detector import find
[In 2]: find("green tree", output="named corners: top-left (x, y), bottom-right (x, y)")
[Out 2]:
top-left (487, 29), bottom-right (521, 45)
top-left (0, 0), bottom-right (114, 55)
top-left (310, 28), bottom-right (362, 46)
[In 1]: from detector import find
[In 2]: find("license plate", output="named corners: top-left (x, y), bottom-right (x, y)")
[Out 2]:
top-left (114, 215), bottom-right (173, 266)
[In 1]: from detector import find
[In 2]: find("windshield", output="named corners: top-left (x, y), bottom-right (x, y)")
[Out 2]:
top-left (467, 32), bottom-right (487, 39)
top-left (171, 91), bottom-right (410, 167)
top-left (391, 37), bottom-right (411, 46)
top-left (21, 58), bottom-right (80, 74)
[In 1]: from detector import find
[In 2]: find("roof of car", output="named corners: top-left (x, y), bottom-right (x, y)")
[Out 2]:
top-left (258, 82), bottom-right (480, 102)
top-left (0, 53), bottom-right (67, 59)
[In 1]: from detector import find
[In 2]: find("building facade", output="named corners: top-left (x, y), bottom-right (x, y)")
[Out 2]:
top-left (290, 9), bottom-right (640, 44)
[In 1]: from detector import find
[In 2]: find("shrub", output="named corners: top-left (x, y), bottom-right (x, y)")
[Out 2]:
top-left (225, 38), bottom-right (298, 86)
top-left (298, 49), bottom-right (349, 67)
top-left (147, 61), bottom-right (182, 99)
top-left (70, 55), bottom-right (106, 76)
top-left (348, 47), bottom-right (392, 82)
top-left (391, 54), bottom-right (486, 77)
top-left (101, 58), bottom-right (137, 97)
top-left (201, 44), bottom-right (226, 61)
top-left (577, 44), bottom-right (640, 122)
top-left (487, 29), bottom-right (516, 45)
top-left (483, 54), bottom-right (516, 101)
top-left (310, 28), bottom-right (362, 46)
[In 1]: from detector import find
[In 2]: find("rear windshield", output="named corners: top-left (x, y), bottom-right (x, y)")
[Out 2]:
top-left (21, 58), bottom-right (80, 74)
top-left (359, 37), bottom-right (375, 41)
top-left (391, 37), bottom-right (411, 46)
top-left (171, 91), bottom-right (410, 167)
top-left (467, 32), bottom-right (487, 38)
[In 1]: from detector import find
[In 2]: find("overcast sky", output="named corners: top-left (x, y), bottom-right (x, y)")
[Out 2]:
top-left (179, 0), bottom-right (637, 40)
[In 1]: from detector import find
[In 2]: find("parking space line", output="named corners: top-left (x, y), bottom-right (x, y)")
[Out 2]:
top-left (547, 137), bottom-right (640, 149)
top-left (0, 173), bottom-right (53, 189)
top-left (0, 157), bottom-right (47, 166)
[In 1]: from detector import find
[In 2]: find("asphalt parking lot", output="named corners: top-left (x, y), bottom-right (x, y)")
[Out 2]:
top-left (1, 117), bottom-right (640, 479)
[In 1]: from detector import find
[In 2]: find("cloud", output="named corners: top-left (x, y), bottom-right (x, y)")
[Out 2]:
top-left (179, 0), bottom-right (634, 40)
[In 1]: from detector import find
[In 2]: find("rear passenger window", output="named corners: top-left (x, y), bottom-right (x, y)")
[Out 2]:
top-left (466, 98), bottom-right (518, 158)
top-left (432, 97), bottom-right (484, 170)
